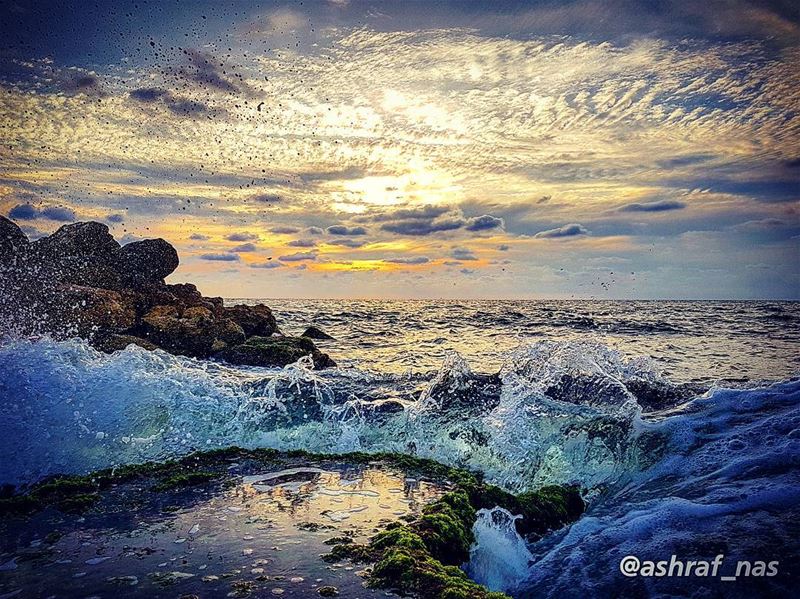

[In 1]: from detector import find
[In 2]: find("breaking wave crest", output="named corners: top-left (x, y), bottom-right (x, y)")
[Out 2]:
top-left (0, 337), bottom-right (672, 489)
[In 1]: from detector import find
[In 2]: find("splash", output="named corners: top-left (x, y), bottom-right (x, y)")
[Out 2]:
top-left (466, 507), bottom-right (534, 593)
top-left (0, 336), bottom-right (713, 491)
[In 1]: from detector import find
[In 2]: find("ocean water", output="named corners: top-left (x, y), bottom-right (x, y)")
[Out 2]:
top-left (1, 299), bottom-right (799, 596)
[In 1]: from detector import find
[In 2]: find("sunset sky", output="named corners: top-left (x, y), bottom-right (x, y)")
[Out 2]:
top-left (1, 0), bottom-right (798, 299)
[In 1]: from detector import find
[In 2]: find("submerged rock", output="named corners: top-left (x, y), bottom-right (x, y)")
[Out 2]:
top-left (301, 325), bottom-right (334, 340)
top-left (215, 335), bottom-right (336, 369)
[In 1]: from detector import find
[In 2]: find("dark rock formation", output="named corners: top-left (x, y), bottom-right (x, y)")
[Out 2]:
top-left (222, 304), bottom-right (277, 337)
top-left (215, 335), bottom-right (336, 369)
top-left (302, 325), bottom-right (334, 340)
top-left (0, 220), bottom-right (335, 369)
top-left (116, 238), bottom-right (179, 285)
top-left (1, 216), bottom-right (29, 266)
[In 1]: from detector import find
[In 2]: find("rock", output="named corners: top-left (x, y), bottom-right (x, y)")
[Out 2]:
top-left (214, 336), bottom-right (336, 369)
top-left (54, 284), bottom-right (137, 337)
top-left (215, 318), bottom-right (246, 346)
top-left (91, 333), bottom-right (159, 353)
top-left (29, 221), bottom-right (123, 289)
top-left (0, 216), bottom-right (29, 266)
top-left (222, 304), bottom-right (277, 337)
top-left (141, 305), bottom-right (217, 357)
top-left (301, 325), bottom-right (334, 340)
top-left (117, 238), bottom-right (179, 283)
top-left (317, 587), bottom-right (339, 597)
top-left (34, 221), bottom-right (119, 261)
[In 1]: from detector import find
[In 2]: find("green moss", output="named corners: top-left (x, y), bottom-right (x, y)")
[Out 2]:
top-left (152, 471), bottom-right (216, 492)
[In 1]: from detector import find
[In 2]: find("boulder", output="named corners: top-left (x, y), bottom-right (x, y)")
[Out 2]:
top-left (29, 221), bottom-right (123, 289)
top-left (117, 238), bottom-right (179, 283)
top-left (301, 325), bottom-right (334, 340)
top-left (0, 216), bottom-right (29, 266)
top-left (34, 221), bottom-right (119, 261)
top-left (214, 335), bottom-right (336, 369)
top-left (222, 304), bottom-right (277, 337)
top-left (141, 304), bottom-right (216, 357)
top-left (54, 284), bottom-right (137, 337)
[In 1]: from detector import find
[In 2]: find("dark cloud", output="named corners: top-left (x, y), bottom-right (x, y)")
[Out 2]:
top-left (451, 247), bottom-right (478, 261)
top-left (166, 98), bottom-right (210, 116)
top-left (250, 261), bottom-right (283, 269)
top-left (619, 200), bottom-right (687, 212)
top-left (106, 213), bottom-right (125, 223)
top-left (287, 239), bottom-right (317, 247)
top-left (327, 225), bottom-right (368, 236)
top-left (199, 253), bottom-right (240, 261)
top-left (498, 244), bottom-right (510, 251)
top-left (189, 233), bottom-right (210, 241)
top-left (307, 226), bottom-right (324, 235)
top-left (129, 87), bottom-right (169, 103)
top-left (184, 49), bottom-right (240, 94)
top-left (232, 243), bottom-right (257, 252)
top-left (279, 251), bottom-right (317, 262)
top-left (251, 193), bottom-right (282, 203)
top-left (8, 204), bottom-right (38, 220)
top-left (226, 232), bottom-right (258, 241)
top-left (8, 204), bottom-right (75, 222)
top-left (328, 238), bottom-right (367, 248)
top-left (535, 223), bottom-right (589, 239)
top-left (384, 256), bottom-right (430, 264)
top-left (465, 214), bottom-right (503, 231)
top-left (270, 226), bottom-right (300, 234)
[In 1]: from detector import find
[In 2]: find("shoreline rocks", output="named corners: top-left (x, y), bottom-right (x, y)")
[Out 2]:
top-left (0, 217), bottom-right (336, 369)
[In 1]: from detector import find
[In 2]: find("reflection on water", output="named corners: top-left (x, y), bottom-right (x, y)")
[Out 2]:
top-left (0, 465), bottom-right (446, 598)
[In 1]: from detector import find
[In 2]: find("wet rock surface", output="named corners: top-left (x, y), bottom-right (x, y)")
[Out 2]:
top-left (0, 218), bottom-right (335, 369)
top-left (0, 449), bottom-right (450, 599)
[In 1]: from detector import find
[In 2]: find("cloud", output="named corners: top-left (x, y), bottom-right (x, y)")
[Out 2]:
top-left (384, 256), bottom-right (430, 264)
top-left (618, 200), bottom-right (687, 212)
top-left (252, 193), bottom-right (282, 203)
top-left (184, 50), bottom-right (240, 94)
top-left (451, 247), bottom-right (478, 261)
top-left (327, 224), bottom-right (368, 236)
top-left (378, 205), bottom-right (466, 236)
top-left (327, 238), bottom-right (366, 248)
top-left (307, 226), bottom-right (324, 235)
top-left (226, 232), bottom-right (258, 241)
top-left (8, 204), bottom-right (76, 222)
top-left (189, 233), bottom-right (210, 240)
top-left (279, 251), bottom-right (317, 262)
top-left (106, 213), bottom-right (125, 223)
top-left (287, 239), bottom-right (317, 247)
top-left (231, 243), bottom-right (257, 252)
top-left (498, 244), bottom-right (510, 251)
top-left (129, 87), bottom-right (169, 103)
top-left (200, 252), bottom-right (240, 261)
top-left (465, 214), bottom-right (503, 231)
top-left (270, 226), bottom-right (300, 234)
top-left (250, 260), bottom-right (283, 269)
top-left (534, 224), bottom-right (589, 239)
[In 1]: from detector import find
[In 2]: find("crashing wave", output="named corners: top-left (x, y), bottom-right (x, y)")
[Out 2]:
top-left (0, 336), bottom-right (704, 490)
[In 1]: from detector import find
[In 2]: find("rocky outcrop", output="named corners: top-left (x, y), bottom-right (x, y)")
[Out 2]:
top-left (301, 325), bottom-right (334, 340)
top-left (215, 335), bottom-right (336, 369)
top-left (0, 218), bottom-right (335, 369)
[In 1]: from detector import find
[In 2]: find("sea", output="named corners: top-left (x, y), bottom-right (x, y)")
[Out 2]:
top-left (1, 299), bottom-right (799, 597)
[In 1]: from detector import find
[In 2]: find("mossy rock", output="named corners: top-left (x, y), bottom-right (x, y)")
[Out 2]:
top-left (214, 335), bottom-right (336, 369)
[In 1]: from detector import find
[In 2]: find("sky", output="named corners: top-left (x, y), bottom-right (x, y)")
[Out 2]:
top-left (0, 0), bottom-right (798, 299)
